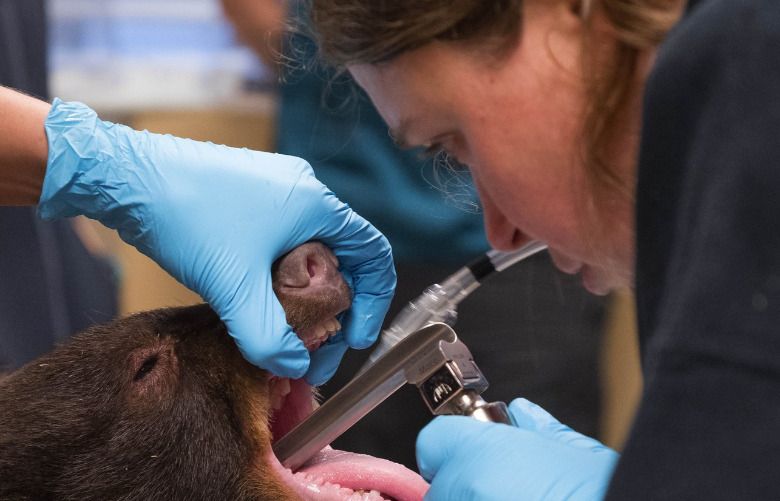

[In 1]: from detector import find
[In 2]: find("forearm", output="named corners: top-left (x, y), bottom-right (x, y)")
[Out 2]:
top-left (0, 87), bottom-right (51, 205)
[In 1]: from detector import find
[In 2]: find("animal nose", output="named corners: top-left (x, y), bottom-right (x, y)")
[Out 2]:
top-left (273, 242), bottom-right (341, 291)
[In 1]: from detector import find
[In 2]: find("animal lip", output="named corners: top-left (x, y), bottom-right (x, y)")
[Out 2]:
top-left (268, 379), bottom-right (429, 501)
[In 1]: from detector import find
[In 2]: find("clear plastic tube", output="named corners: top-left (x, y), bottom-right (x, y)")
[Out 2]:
top-left (487, 241), bottom-right (548, 272)
top-left (363, 241), bottom-right (547, 368)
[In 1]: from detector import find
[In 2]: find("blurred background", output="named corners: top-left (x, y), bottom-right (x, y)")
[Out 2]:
top-left (49, 0), bottom-right (273, 112)
top-left (48, 0), bottom-right (277, 313)
top-left (9, 0), bottom-right (641, 453)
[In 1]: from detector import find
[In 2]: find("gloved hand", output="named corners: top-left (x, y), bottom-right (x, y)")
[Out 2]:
top-left (417, 398), bottom-right (618, 500)
top-left (39, 99), bottom-right (395, 384)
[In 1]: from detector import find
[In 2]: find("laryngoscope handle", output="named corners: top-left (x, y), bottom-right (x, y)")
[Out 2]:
top-left (453, 391), bottom-right (517, 426)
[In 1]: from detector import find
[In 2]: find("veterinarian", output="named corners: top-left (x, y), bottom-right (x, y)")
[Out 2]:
top-left (222, 0), bottom-right (606, 471)
top-left (308, 0), bottom-right (780, 498)
top-left (0, 86), bottom-right (396, 386)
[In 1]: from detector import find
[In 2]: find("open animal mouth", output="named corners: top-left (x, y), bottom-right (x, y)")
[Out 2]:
top-left (267, 376), bottom-right (429, 501)
top-left (267, 242), bottom-right (427, 500)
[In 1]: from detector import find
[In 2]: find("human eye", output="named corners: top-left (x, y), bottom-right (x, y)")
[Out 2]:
top-left (420, 141), bottom-right (467, 172)
top-left (417, 133), bottom-right (456, 159)
top-left (420, 143), bottom-right (461, 171)
top-left (421, 142), bottom-right (445, 159)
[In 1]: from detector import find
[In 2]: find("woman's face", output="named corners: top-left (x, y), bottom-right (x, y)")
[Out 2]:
top-left (349, 1), bottom-right (642, 295)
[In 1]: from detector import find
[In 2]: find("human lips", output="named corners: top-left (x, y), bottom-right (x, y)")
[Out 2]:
top-left (580, 265), bottom-right (611, 296)
top-left (549, 250), bottom-right (583, 275)
top-left (548, 250), bottom-right (613, 296)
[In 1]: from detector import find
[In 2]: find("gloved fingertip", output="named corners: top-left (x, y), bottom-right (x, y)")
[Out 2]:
top-left (303, 372), bottom-right (327, 387)
top-left (344, 324), bottom-right (379, 350)
top-left (304, 339), bottom-right (349, 385)
top-left (271, 327), bottom-right (312, 378)
top-left (510, 398), bottom-right (613, 453)
top-left (416, 457), bottom-right (435, 483)
top-left (509, 397), bottom-right (560, 431)
top-left (230, 318), bottom-right (310, 378)
top-left (342, 295), bottom-right (389, 349)
top-left (257, 347), bottom-right (310, 379)
top-left (272, 357), bottom-right (310, 379)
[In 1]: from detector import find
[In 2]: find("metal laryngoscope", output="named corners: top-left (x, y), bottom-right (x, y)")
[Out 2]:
top-left (273, 241), bottom-right (548, 471)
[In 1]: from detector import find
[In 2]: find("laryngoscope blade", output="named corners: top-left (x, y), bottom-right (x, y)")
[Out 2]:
top-left (272, 323), bottom-right (457, 471)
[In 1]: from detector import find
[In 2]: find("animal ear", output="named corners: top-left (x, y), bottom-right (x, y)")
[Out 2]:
top-left (127, 342), bottom-right (178, 398)
top-left (133, 354), bottom-right (159, 382)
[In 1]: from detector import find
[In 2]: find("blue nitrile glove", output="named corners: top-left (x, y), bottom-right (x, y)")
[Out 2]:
top-left (417, 398), bottom-right (618, 500)
top-left (38, 98), bottom-right (395, 383)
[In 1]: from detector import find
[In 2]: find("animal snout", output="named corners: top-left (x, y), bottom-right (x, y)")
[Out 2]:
top-left (272, 242), bottom-right (352, 350)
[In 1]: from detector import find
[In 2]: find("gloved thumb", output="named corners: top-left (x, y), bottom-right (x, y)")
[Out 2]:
top-left (338, 284), bottom-right (390, 350)
top-left (510, 398), bottom-right (611, 452)
top-left (328, 244), bottom-right (395, 351)
top-left (221, 278), bottom-right (309, 378)
top-left (304, 335), bottom-right (349, 385)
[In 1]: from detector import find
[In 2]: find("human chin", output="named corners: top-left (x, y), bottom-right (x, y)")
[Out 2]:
top-left (548, 249), bottom-right (584, 275)
top-left (581, 264), bottom-right (627, 296)
top-left (580, 267), bottom-right (606, 295)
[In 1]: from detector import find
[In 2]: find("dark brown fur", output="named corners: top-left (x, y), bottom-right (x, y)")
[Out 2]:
top-left (0, 242), bottom-right (351, 500)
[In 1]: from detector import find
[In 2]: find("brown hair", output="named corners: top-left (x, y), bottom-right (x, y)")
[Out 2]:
top-left (309, 0), bottom-right (522, 65)
top-left (584, 0), bottom-right (684, 193)
top-left (308, 0), bottom-right (683, 194)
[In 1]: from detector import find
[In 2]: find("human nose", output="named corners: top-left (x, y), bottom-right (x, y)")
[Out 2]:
top-left (476, 180), bottom-right (529, 251)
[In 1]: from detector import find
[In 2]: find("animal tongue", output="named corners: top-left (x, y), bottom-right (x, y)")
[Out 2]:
top-left (270, 379), bottom-right (429, 501)
top-left (297, 447), bottom-right (429, 500)
top-left (268, 447), bottom-right (429, 501)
